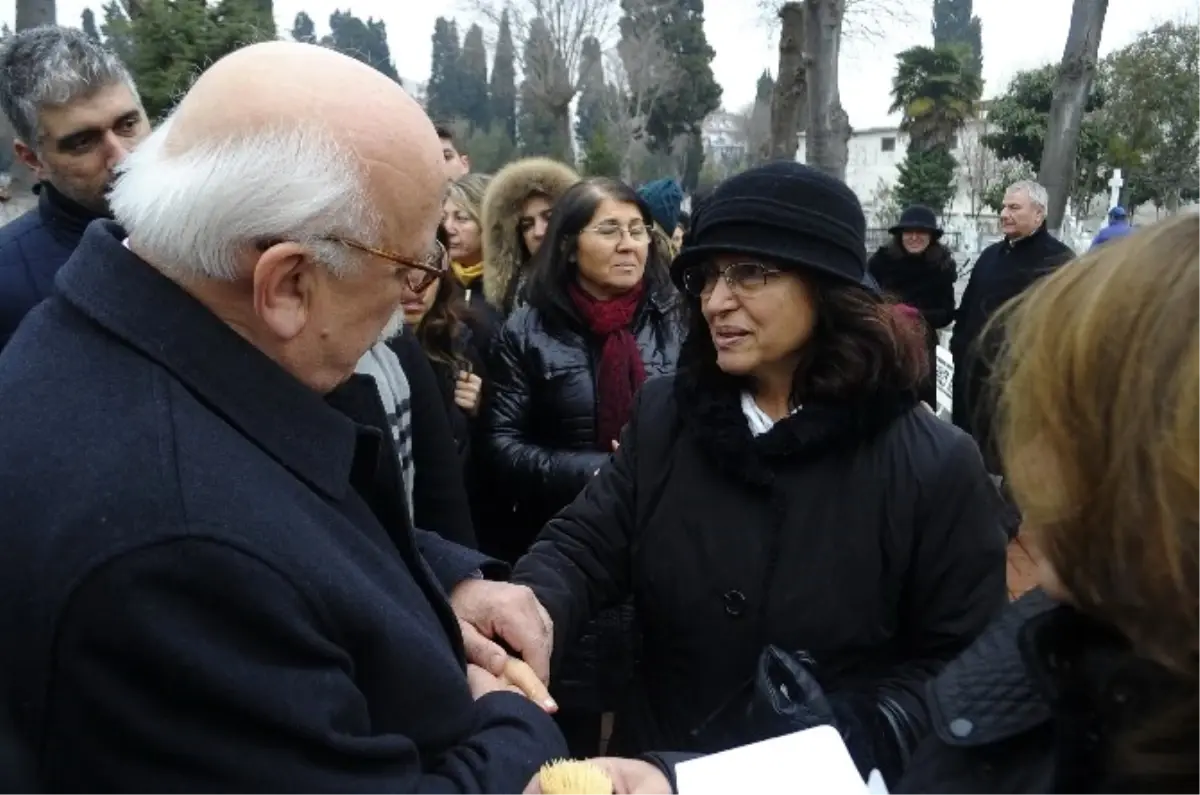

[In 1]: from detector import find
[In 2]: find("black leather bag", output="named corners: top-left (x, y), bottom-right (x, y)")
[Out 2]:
top-left (688, 645), bottom-right (837, 754)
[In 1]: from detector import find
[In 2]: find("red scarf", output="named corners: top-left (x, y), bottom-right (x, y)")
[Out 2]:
top-left (568, 281), bottom-right (648, 450)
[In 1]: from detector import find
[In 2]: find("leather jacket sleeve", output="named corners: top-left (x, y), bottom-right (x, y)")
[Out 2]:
top-left (482, 323), bottom-right (608, 510)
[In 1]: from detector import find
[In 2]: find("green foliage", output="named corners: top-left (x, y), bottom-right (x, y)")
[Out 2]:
top-left (518, 17), bottom-right (572, 161)
top-left (1100, 21), bottom-right (1199, 212)
top-left (931, 0), bottom-right (982, 78)
top-left (754, 70), bottom-right (774, 105)
top-left (489, 10), bottom-right (518, 144)
top-left (889, 45), bottom-right (982, 152)
top-left (582, 128), bottom-right (622, 177)
top-left (894, 145), bottom-right (958, 215)
top-left (323, 11), bottom-right (398, 81)
top-left (290, 10), bottom-right (315, 43)
top-left (619, 0), bottom-right (722, 153)
top-left (982, 160), bottom-right (1035, 214)
top-left (426, 17), bottom-right (463, 124)
top-left (983, 63), bottom-right (1108, 213)
top-left (81, 8), bottom-right (102, 42)
top-left (462, 123), bottom-right (518, 174)
top-left (575, 36), bottom-right (608, 149)
top-left (101, 0), bottom-right (276, 122)
top-left (459, 24), bottom-right (490, 131)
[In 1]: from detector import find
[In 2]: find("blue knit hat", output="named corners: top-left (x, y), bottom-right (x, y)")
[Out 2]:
top-left (637, 178), bottom-right (684, 233)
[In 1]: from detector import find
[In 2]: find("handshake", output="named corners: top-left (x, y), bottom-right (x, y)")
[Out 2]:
top-left (451, 578), bottom-right (672, 794)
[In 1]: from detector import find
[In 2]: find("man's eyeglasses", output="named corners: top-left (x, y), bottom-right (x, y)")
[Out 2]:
top-left (325, 236), bottom-right (449, 292)
top-left (681, 261), bottom-right (782, 298)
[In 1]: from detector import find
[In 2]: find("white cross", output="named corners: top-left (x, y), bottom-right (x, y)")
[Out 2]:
top-left (1108, 168), bottom-right (1124, 210)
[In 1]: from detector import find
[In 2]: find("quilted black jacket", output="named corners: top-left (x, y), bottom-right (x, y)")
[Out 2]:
top-left (899, 589), bottom-right (1198, 793)
top-left (480, 292), bottom-right (681, 558)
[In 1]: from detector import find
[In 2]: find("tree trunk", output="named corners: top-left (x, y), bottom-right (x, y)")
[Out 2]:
top-left (768, 2), bottom-right (806, 161)
top-left (1037, 0), bottom-right (1109, 235)
top-left (15, 0), bottom-right (56, 30)
top-left (803, 0), bottom-right (851, 180)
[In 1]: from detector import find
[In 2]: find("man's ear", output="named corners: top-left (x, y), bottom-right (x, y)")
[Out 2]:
top-left (251, 242), bottom-right (318, 340)
top-left (13, 139), bottom-right (45, 181)
top-left (461, 154), bottom-right (471, 172)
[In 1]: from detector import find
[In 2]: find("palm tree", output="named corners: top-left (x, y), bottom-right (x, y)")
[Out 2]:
top-left (889, 44), bottom-right (983, 152)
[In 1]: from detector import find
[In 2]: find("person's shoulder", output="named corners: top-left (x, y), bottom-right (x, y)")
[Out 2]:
top-left (0, 207), bottom-right (49, 265)
top-left (882, 405), bottom-right (984, 475)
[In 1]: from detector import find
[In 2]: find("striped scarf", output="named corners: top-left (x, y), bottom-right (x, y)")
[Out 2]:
top-left (355, 341), bottom-right (415, 522)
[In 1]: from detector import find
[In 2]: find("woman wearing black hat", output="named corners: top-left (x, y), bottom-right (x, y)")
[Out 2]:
top-left (509, 163), bottom-right (1010, 788)
top-left (867, 206), bottom-right (957, 410)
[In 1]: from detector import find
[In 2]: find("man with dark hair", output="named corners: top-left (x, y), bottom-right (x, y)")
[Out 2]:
top-left (0, 25), bottom-right (149, 351)
top-left (436, 124), bottom-right (470, 181)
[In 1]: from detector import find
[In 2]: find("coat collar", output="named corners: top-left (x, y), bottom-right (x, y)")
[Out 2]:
top-left (35, 181), bottom-right (107, 239)
top-left (55, 221), bottom-right (362, 500)
top-left (673, 359), bottom-right (912, 490)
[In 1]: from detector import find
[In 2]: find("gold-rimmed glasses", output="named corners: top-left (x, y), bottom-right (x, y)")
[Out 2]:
top-left (326, 235), bottom-right (449, 292)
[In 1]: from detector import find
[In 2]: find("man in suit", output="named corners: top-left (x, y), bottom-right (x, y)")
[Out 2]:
top-left (0, 41), bottom-right (564, 792)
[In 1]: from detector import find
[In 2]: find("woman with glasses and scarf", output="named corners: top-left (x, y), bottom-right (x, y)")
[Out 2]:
top-left (508, 163), bottom-right (1009, 788)
top-left (481, 177), bottom-right (682, 757)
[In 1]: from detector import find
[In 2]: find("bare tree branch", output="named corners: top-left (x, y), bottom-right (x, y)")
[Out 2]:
top-left (603, 14), bottom-right (681, 180)
top-left (756, 0), bottom-right (915, 43)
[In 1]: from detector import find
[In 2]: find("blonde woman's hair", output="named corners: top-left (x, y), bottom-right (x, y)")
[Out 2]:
top-left (446, 173), bottom-right (491, 226)
top-left (996, 212), bottom-right (1198, 782)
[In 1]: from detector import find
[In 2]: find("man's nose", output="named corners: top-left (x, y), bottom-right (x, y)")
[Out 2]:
top-left (102, 131), bottom-right (133, 170)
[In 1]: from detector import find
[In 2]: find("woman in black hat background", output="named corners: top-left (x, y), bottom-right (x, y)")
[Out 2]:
top-left (509, 162), bottom-right (1010, 788)
top-left (867, 205), bottom-right (958, 409)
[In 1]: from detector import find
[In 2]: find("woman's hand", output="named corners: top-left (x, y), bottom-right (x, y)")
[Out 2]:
top-left (524, 758), bottom-right (673, 794)
top-left (454, 372), bottom-right (483, 416)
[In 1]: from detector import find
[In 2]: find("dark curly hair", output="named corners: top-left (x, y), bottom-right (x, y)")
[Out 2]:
top-left (678, 272), bottom-right (930, 406)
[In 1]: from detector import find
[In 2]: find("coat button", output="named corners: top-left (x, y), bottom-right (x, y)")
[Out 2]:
top-left (949, 718), bottom-right (974, 738)
top-left (723, 590), bottom-right (747, 617)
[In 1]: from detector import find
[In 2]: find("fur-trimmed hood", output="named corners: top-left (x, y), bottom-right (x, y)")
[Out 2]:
top-left (480, 157), bottom-right (579, 312)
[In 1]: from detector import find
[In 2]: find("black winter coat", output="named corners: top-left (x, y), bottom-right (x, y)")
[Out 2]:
top-left (388, 331), bottom-right (477, 548)
top-left (512, 372), bottom-right (1011, 781)
top-left (950, 227), bottom-right (1073, 472)
top-left (480, 292), bottom-right (682, 560)
top-left (0, 222), bottom-right (565, 791)
top-left (899, 589), bottom-right (1198, 793)
top-left (868, 242), bottom-right (958, 409)
top-left (424, 327), bottom-right (488, 464)
top-left (0, 182), bottom-right (105, 352)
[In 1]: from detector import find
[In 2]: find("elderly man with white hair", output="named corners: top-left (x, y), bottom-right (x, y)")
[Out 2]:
top-left (0, 42), bottom-right (572, 792)
top-left (949, 179), bottom-right (1074, 480)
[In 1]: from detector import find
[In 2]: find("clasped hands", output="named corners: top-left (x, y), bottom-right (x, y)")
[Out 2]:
top-left (450, 579), bottom-right (672, 794)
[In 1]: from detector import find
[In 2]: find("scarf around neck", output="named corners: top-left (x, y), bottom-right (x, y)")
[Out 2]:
top-left (451, 260), bottom-right (485, 287)
top-left (568, 280), bottom-right (648, 449)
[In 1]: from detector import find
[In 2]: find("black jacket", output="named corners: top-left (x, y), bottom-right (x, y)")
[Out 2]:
top-left (0, 182), bottom-right (105, 352)
top-left (950, 227), bottom-right (1073, 471)
top-left (480, 292), bottom-right (682, 560)
top-left (423, 327), bottom-right (488, 464)
top-left (899, 590), bottom-right (1198, 793)
top-left (389, 331), bottom-right (478, 549)
top-left (867, 242), bottom-right (957, 330)
top-left (0, 222), bottom-right (565, 791)
top-left (512, 372), bottom-right (1010, 780)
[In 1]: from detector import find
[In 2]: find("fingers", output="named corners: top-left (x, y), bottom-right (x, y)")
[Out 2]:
top-left (494, 588), bottom-right (554, 683)
top-left (611, 440), bottom-right (620, 451)
top-left (459, 618), bottom-right (508, 677)
top-left (503, 657), bottom-right (558, 712)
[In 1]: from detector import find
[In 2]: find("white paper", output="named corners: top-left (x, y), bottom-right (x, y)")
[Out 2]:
top-left (675, 726), bottom-right (873, 795)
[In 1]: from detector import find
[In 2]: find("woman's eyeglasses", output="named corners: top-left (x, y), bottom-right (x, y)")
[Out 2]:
top-left (583, 222), bottom-right (650, 243)
top-left (681, 261), bottom-right (782, 298)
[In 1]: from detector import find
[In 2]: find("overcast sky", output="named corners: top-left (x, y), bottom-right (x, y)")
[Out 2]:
top-left (9, 0), bottom-right (1196, 128)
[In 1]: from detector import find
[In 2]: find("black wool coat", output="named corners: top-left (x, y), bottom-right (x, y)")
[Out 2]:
top-left (512, 371), bottom-right (1011, 782)
top-left (0, 222), bottom-right (565, 792)
top-left (949, 227), bottom-right (1073, 472)
top-left (899, 589), bottom-right (1198, 794)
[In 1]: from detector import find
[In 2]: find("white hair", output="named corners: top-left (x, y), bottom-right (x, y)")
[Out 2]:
top-left (1005, 180), bottom-right (1049, 213)
top-left (109, 116), bottom-right (381, 280)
